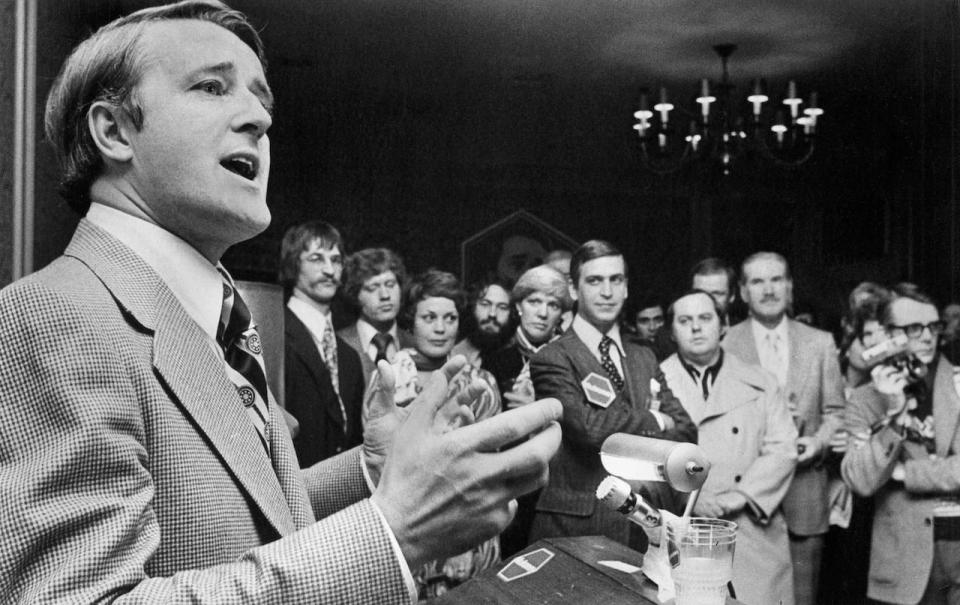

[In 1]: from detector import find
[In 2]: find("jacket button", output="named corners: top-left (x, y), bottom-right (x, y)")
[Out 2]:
top-left (732, 427), bottom-right (739, 434)
top-left (925, 518), bottom-right (932, 526)
top-left (734, 475), bottom-right (742, 483)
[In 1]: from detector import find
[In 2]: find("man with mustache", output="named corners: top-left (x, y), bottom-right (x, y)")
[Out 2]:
top-left (723, 251), bottom-right (846, 605)
top-left (452, 279), bottom-right (513, 367)
top-left (339, 247), bottom-right (407, 389)
top-left (281, 221), bottom-right (366, 465)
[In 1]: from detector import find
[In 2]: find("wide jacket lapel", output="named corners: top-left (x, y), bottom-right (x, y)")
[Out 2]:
top-left (933, 357), bottom-right (960, 457)
top-left (67, 220), bottom-right (296, 537)
top-left (725, 322), bottom-right (761, 367)
top-left (661, 355), bottom-right (707, 424)
top-left (709, 355), bottom-right (766, 417)
top-left (623, 344), bottom-right (650, 409)
top-left (285, 310), bottom-right (345, 431)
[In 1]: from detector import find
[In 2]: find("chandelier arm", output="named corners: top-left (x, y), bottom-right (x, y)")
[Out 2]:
top-left (752, 134), bottom-right (817, 167)
top-left (637, 142), bottom-right (694, 175)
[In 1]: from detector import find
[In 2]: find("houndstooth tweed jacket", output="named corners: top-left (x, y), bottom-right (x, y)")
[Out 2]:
top-left (0, 219), bottom-right (410, 603)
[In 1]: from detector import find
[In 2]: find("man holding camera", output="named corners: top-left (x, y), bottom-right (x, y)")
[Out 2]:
top-left (842, 284), bottom-right (960, 605)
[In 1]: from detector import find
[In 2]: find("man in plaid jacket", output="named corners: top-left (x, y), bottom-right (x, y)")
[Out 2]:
top-left (0, 2), bottom-right (561, 602)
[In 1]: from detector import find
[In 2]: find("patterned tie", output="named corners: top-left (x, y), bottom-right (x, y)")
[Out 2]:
top-left (372, 331), bottom-right (393, 364)
top-left (764, 333), bottom-right (785, 383)
top-left (216, 278), bottom-right (271, 454)
top-left (598, 335), bottom-right (625, 391)
top-left (320, 321), bottom-right (348, 434)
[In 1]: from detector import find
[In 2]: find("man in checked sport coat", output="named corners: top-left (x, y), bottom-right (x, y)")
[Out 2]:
top-left (722, 252), bottom-right (846, 605)
top-left (0, 2), bottom-right (562, 602)
top-left (529, 240), bottom-right (696, 552)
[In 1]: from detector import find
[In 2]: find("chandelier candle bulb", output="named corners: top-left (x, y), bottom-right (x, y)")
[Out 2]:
top-left (630, 44), bottom-right (821, 174)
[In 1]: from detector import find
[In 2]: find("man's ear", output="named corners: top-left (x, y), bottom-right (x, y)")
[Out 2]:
top-left (568, 283), bottom-right (579, 302)
top-left (88, 101), bottom-right (133, 163)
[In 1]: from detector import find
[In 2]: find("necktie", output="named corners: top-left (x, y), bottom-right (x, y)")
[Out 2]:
top-left (372, 331), bottom-right (393, 364)
top-left (765, 332), bottom-right (788, 389)
top-left (320, 322), bottom-right (348, 435)
top-left (598, 335), bottom-right (625, 391)
top-left (216, 278), bottom-right (271, 453)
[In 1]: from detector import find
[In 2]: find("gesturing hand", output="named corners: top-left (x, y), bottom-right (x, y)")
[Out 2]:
top-left (370, 367), bottom-right (562, 569)
top-left (363, 356), bottom-right (477, 485)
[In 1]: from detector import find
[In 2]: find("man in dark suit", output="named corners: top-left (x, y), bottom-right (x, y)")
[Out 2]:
top-left (338, 247), bottom-right (407, 389)
top-left (280, 221), bottom-right (366, 466)
top-left (529, 240), bottom-right (696, 551)
top-left (722, 251), bottom-right (846, 605)
top-left (0, 3), bottom-right (563, 601)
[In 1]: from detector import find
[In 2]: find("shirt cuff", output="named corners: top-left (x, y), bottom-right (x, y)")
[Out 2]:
top-left (649, 409), bottom-right (667, 431)
top-left (361, 452), bottom-right (377, 493)
top-left (364, 456), bottom-right (417, 604)
top-left (368, 498), bottom-right (418, 604)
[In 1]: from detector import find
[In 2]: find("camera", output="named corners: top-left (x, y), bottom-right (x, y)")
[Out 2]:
top-left (860, 334), bottom-right (928, 383)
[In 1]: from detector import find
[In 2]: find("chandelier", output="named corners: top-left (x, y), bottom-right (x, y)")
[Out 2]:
top-left (632, 44), bottom-right (823, 175)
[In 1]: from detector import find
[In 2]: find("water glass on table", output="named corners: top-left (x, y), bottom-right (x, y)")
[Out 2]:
top-left (665, 517), bottom-right (737, 605)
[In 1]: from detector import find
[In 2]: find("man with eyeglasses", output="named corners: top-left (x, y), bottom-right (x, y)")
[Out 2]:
top-left (842, 283), bottom-right (960, 605)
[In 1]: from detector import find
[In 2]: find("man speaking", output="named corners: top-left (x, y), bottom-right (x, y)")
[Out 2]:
top-left (0, 2), bottom-right (561, 602)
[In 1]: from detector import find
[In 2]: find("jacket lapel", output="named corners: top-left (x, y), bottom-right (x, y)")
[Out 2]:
top-left (726, 322), bottom-right (761, 366)
top-left (285, 310), bottom-right (345, 430)
top-left (67, 220), bottom-right (296, 537)
top-left (708, 355), bottom-right (767, 417)
top-left (785, 320), bottom-right (805, 398)
top-left (933, 357), bottom-right (960, 457)
top-left (622, 344), bottom-right (649, 408)
top-left (662, 355), bottom-right (707, 423)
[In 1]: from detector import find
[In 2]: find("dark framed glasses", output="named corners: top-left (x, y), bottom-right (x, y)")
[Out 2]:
top-left (887, 320), bottom-right (946, 339)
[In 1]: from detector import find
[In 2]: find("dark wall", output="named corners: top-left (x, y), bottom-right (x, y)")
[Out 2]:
top-left (29, 1), bottom-right (960, 333)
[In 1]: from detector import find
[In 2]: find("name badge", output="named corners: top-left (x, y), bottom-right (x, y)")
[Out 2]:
top-left (582, 373), bottom-right (616, 408)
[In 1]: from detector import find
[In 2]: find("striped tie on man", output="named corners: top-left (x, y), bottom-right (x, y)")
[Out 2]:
top-left (216, 276), bottom-right (271, 454)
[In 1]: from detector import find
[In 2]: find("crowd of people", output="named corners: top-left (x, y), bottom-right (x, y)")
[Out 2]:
top-left (2, 1), bottom-right (960, 604)
top-left (279, 211), bottom-right (960, 605)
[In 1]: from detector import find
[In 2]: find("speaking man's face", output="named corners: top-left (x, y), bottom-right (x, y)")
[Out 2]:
top-left (119, 21), bottom-right (274, 257)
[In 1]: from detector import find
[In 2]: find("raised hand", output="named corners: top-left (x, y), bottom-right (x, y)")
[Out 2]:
top-left (370, 369), bottom-right (562, 568)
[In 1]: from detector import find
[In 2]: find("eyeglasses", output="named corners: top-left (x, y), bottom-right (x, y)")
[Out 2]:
top-left (887, 320), bottom-right (946, 339)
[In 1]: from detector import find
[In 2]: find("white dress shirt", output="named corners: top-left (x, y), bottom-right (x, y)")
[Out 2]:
top-left (287, 295), bottom-right (335, 362)
top-left (572, 314), bottom-right (625, 375)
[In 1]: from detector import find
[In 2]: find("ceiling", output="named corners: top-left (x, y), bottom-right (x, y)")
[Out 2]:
top-left (246, 0), bottom-right (920, 98)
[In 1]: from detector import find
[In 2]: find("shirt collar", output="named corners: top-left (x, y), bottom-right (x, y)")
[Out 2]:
top-left (679, 348), bottom-right (724, 382)
top-left (572, 314), bottom-right (624, 356)
top-left (287, 295), bottom-right (332, 342)
top-left (750, 315), bottom-right (789, 346)
top-left (356, 317), bottom-right (398, 349)
top-left (86, 202), bottom-right (224, 340)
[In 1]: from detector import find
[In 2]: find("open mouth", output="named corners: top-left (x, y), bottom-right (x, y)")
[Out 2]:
top-left (220, 155), bottom-right (258, 181)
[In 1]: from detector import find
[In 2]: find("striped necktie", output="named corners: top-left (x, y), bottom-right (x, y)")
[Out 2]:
top-left (216, 276), bottom-right (271, 454)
